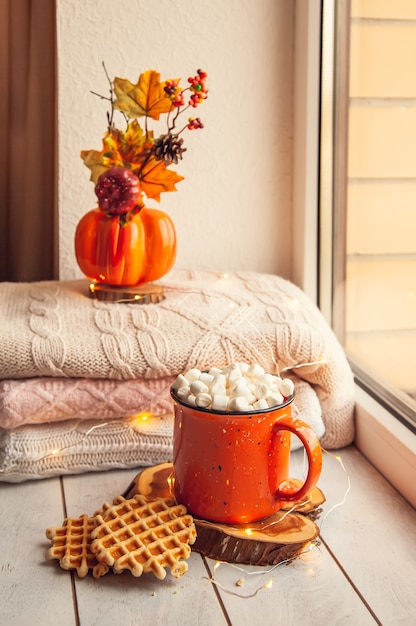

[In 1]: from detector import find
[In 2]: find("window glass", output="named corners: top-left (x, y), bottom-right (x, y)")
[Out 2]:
top-left (321, 0), bottom-right (416, 428)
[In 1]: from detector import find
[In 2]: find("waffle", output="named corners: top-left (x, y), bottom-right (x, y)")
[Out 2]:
top-left (90, 494), bottom-right (197, 579)
top-left (46, 514), bottom-right (109, 579)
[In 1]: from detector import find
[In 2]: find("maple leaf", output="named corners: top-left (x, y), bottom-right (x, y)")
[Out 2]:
top-left (80, 122), bottom-right (153, 183)
top-left (139, 155), bottom-right (184, 202)
top-left (113, 70), bottom-right (174, 120)
top-left (80, 149), bottom-right (112, 183)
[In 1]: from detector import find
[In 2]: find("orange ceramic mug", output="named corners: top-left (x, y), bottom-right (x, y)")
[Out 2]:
top-left (171, 389), bottom-right (322, 524)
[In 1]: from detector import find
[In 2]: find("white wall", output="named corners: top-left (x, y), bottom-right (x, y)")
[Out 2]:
top-left (57, 0), bottom-right (294, 281)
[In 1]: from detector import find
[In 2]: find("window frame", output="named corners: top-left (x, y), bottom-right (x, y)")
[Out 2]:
top-left (294, 0), bottom-right (416, 507)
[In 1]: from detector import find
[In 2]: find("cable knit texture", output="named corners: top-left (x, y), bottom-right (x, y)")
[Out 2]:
top-left (0, 269), bottom-right (355, 459)
top-left (0, 415), bottom-right (173, 482)
top-left (0, 377), bottom-right (176, 428)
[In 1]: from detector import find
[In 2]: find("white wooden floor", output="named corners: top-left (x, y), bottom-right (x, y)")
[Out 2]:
top-left (1, 445), bottom-right (415, 626)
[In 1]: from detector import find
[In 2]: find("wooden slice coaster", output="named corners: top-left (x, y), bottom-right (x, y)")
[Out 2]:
top-left (89, 282), bottom-right (165, 304)
top-left (124, 463), bottom-right (325, 566)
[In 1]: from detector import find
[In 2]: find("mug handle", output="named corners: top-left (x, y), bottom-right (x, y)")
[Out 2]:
top-left (272, 418), bottom-right (322, 502)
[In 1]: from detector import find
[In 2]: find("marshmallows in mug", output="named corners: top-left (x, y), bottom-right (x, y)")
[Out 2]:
top-left (172, 362), bottom-right (295, 412)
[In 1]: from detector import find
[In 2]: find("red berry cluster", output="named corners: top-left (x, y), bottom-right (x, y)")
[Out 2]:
top-left (94, 166), bottom-right (140, 215)
top-left (187, 117), bottom-right (204, 131)
top-left (188, 69), bottom-right (208, 108)
top-left (164, 80), bottom-right (185, 108)
top-left (164, 70), bottom-right (208, 110)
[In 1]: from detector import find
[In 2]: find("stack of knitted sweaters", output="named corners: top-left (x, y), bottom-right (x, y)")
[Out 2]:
top-left (0, 269), bottom-right (355, 481)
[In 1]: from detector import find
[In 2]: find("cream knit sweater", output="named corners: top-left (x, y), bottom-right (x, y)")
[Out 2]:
top-left (0, 269), bottom-right (355, 449)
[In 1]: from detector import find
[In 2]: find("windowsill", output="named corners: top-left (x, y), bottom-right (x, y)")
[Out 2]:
top-left (354, 383), bottom-right (416, 508)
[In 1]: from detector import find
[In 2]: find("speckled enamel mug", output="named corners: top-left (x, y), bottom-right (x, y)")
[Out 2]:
top-left (170, 390), bottom-right (322, 524)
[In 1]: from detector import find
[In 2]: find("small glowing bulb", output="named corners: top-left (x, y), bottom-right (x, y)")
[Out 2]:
top-left (265, 579), bottom-right (273, 589)
top-left (51, 449), bottom-right (59, 456)
top-left (167, 475), bottom-right (175, 493)
top-left (89, 283), bottom-right (95, 292)
top-left (213, 561), bottom-right (221, 573)
top-left (135, 412), bottom-right (150, 422)
top-left (245, 528), bottom-right (253, 536)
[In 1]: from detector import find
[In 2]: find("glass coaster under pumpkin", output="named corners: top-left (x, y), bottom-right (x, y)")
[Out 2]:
top-left (89, 282), bottom-right (165, 304)
top-left (123, 463), bottom-right (326, 567)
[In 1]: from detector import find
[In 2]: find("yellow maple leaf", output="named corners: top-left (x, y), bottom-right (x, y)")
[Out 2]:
top-left (113, 70), bottom-right (174, 120)
top-left (81, 122), bottom-right (151, 182)
top-left (80, 149), bottom-right (111, 183)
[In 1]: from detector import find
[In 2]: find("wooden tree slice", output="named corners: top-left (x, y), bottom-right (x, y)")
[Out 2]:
top-left (125, 463), bottom-right (325, 566)
top-left (280, 478), bottom-right (326, 519)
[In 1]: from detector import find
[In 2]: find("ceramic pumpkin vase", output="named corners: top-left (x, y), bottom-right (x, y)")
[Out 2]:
top-left (75, 167), bottom-right (176, 287)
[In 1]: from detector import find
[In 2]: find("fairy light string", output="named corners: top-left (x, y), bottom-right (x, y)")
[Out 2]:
top-left (34, 421), bottom-right (110, 464)
top-left (28, 411), bottom-right (164, 467)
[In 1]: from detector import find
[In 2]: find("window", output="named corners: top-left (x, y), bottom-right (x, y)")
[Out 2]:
top-left (319, 0), bottom-right (416, 435)
top-left (315, 0), bottom-right (416, 507)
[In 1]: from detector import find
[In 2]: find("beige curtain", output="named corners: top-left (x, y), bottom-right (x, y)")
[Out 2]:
top-left (0, 0), bottom-right (57, 282)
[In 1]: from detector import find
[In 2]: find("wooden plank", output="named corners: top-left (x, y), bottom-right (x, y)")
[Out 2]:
top-left (204, 546), bottom-right (377, 625)
top-left (309, 446), bottom-right (416, 625)
top-left (62, 468), bottom-right (229, 626)
top-left (0, 477), bottom-right (76, 626)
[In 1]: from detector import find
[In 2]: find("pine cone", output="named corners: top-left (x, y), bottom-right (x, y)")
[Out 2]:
top-left (152, 133), bottom-right (187, 165)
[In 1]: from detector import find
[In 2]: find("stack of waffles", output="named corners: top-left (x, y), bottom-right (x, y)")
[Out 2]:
top-left (46, 494), bottom-right (196, 580)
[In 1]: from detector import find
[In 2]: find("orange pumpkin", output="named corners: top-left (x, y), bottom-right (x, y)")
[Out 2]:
top-left (75, 207), bottom-right (176, 286)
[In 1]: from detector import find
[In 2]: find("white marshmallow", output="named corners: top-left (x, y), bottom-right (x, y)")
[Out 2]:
top-left (186, 394), bottom-right (197, 406)
top-left (199, 372), bottom-right (214, 386)
top-left (253, 383), bottom-right (269, 400)
top-left (172, 374), bottom-right (188, 391)
top-left (257, 373), bottom-right (275, 387)
top-left (190, 380), bottom-right (209, 395)
top-left (228, 368), bottom-right (243, 383)
top-left (279, 378), bottom-right (295, 397)
top-left (208, 366), bottom-right (223, 376)
top-left (229, 396), bottom-right (250, 412)
top-left (238, 362), bottom-right (250, 374)
top-left (212, 374), bottom-right (227, 387)
top-left (247, 363), bottom-right (265, 378)
top-left (211, 394), bottom-right (229, 411)
top-left (230, 376), bottom-right (246, 390)
top-left (210, 382), bottom-right (227, 396)
top-left (230, 382), bottom-right (252, 398)
top-left (176, 386), bottom-right (190, 400)
top-left (253, 398), bottom-right (269, 410)
top-left (195, 393), bottom-right (212, 408)
top-left (184, 368), bottom-right (201, 383)
top-left (266, 392), bottom-right (284, 407)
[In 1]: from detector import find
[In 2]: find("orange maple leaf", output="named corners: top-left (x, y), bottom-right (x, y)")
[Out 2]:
top-left (113, 70), bottom-right (175, 120)
top-left (139, 155), bottom-right (184, 202)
